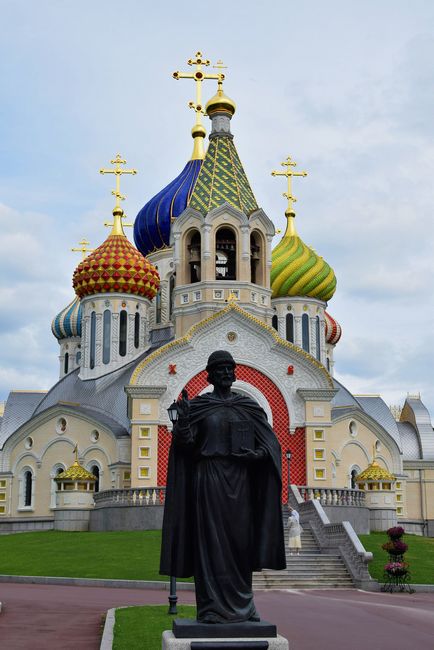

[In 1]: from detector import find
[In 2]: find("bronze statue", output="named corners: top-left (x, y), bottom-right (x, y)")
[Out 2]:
top-left (160, 350), bottom-right (286, 624)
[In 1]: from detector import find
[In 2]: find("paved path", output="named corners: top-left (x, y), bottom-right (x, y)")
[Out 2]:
top-left (1, 583), bottom-right (434, 649)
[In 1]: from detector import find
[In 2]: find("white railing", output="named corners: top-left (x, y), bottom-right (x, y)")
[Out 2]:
top-left (298, 486), bottom-right (365, 507)
top-left (93, 487), bottom-right (166, 507)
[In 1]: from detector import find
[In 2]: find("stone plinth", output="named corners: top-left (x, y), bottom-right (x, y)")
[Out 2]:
top-left (162, 630), bottom-right (289, 650)
top-left (173, 619), bottom-right (276, 638)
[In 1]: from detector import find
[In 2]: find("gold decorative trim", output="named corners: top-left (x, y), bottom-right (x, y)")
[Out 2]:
top-left (130, 302), bottom-right (333, 386)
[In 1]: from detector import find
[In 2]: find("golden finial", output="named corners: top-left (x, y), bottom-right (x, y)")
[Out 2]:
top-left (173, 51), bottom-right (222, 160)
top-left (73, 443), bottom-right (79, 463)
top-left (71, 239), bottom-right (94, 259)
top-left (99, 154), bottom-right (137, 236)
top-left (271, 156), bottom-right (307, 237)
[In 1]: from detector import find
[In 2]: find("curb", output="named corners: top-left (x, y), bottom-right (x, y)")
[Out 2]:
top-left (100, 607), bottom-right (116, 650)
top-left (0, 574), bottom-right (195, 591)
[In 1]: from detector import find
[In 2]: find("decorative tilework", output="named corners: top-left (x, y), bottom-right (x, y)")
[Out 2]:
top-left (189, 136), bottom-right (258, 216)
top-left (157, 364), bottom-right (307, 502)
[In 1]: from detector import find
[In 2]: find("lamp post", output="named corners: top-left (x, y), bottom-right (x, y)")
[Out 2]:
top-left (285, 450), bottom-right (292, 503)
top-left (166, 399), bottom-right (179, 615)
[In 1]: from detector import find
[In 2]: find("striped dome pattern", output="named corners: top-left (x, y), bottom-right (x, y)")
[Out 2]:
top-left (134, 159), bottom-right (202, 256)
top-left (325, 311), bottom-right (342, 345)
top-left (73, 234), bottom-right (160, 300)
top-left (51, 296), bottom-right (82, 340)
top-left (271, 234), bottom-right (337, 301)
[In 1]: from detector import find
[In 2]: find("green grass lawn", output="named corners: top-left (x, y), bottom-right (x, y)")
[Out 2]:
top-left (0, 530), bottom-right (179, 581)
top-left (359, 531), bottom-right (434, 583)
top-left (113, 605), bottom-right (196, 650)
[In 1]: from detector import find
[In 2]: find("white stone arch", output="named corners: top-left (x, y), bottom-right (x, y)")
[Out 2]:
top-left (86, 458), bottom-right (103, 492)
top-left (338, 439), bottom-right (371, 465)
top-left (349, 463), bottom-right (362, 489)
top-left (12, 451), bottom-right (39, 475)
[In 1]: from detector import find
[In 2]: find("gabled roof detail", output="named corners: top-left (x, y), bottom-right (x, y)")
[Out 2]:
top-left (188, 136), bottom-right (258, 216)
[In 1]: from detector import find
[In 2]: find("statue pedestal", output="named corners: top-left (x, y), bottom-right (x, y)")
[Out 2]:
top-left (162, 619), bottom-right (289, 649)
top-left (162, 630), bottom-right (289, 649)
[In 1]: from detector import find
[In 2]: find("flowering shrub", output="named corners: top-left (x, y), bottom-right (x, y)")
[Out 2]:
top-left (382, 539), bottom-right (408, 555)
top-left (386, 526), bottom-right (405, 540)
top-left (384, 561), bottom-right (408, 575)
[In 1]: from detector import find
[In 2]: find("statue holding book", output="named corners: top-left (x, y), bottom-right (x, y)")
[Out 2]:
top-left (160, 350), bottom-right (286, 624)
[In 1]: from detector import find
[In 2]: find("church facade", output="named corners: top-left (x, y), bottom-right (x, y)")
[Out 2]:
top-left (1, 53), bottom-right (433, 536)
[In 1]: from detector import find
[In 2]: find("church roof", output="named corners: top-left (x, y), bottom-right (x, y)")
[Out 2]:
top-left (355, 395), bottom-right (402, 452)
top-left (0, 391), bottom-right (47, 449)
top-left (134, 159), bottom-right (202, 256)
top-left (398, 421), bottom-right (422, 460)
top-left (51, 296), bottom-right (82, 340)
top-left (188, 135), bottom-right (258, 216)
top-left (325, 311), bottom-right (342, 345)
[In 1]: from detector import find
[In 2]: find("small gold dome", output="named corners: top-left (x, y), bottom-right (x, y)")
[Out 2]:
top-left (55, 460), bottom-right (97, 482)
top-left (355, 460), bottom-right (395, 482)
top-left (206, 88), bottom-right (236, 117)
top-left (192, 124), bottom-right (206, 138)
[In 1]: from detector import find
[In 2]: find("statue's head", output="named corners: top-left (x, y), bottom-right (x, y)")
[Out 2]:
top-left (206, 350), bottom-right (236, 387)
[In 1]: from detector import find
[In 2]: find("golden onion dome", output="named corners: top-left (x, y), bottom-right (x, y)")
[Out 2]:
top-left (55, 460), bottom-right (97, 482)
top-left (355, 460), bottom-right (395, 482)
top-left (271, 213), bottom-right (337, 301)
top-left (206, 87), bottom-right (236, 117)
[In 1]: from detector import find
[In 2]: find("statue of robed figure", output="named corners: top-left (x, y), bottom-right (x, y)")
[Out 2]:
top-left (160, 350), bottom-right (286, 624)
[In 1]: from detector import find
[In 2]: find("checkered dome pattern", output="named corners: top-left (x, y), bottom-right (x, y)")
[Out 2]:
top-left (73, 234), bottom-right (160, 299)
top-left (157, 365), bottom-right (306, 501)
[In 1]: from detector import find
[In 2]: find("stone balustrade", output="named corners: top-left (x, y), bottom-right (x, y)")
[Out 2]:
top-left (298, 486), bottom-right (365, 507)
top-left (93, 487), bottom-right (166, 507)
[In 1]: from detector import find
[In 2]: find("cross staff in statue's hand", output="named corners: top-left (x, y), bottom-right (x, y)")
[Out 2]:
top-left (176, 388), bottom-right (190, 425)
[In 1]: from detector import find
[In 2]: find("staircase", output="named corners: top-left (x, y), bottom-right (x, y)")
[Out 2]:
top-left (253, 516), bottom-right (354, 590)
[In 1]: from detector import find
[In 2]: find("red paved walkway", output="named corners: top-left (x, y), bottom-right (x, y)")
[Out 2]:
top-left (0, 583), bottom-right (433, 649)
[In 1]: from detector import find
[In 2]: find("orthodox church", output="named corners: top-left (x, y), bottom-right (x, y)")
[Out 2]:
top-left (0, 53), bottom-right (433, 536)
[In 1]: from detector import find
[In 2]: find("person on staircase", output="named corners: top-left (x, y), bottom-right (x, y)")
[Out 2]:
top-left (287, 507), bottom-right (302, 556)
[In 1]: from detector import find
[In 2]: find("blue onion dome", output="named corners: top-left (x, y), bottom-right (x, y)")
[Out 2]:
top-left (51, 296), bottom-right (82, 340)
top-left (134, 158), bottom-right (202, 256)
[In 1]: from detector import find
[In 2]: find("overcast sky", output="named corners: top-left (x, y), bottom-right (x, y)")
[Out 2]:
top-left (1, 0), bottom-right (433, 418)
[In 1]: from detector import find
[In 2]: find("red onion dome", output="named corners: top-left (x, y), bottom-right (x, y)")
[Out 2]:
top-left (73, 208), bottom-right (160, 299)
top-left (325, 311), bottom-right (342, 345)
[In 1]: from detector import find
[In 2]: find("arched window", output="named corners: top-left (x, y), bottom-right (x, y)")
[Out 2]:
top-left (90, 311), bottom-right (96, 369)
top-left (350, 468), bottom-right (360, 489)
top-left (51, 466), bottom-right (65, 508)
top-left (155, 291), bottom-right (162, 324)
top-left (188, 231), bottom-right (201, 283)
top-left (215, 228), bottom-right (236, 280)
top-left (134, 312), bottom-right (140, 349)
top-left (326, 357), bottom-right (330, 372)
top-left (286, 314), bottom-right (294, 343)
top-left (169, 274), bottom-right (175, 319)
top-left (272, 315), bottom-right (278, 330)
top-left (250, 233), bottom-right (261, 284)
top-left (119, 310), bottom-right (127, 357)
top-left (24, 470), bottom-right (32, 507)
top-left (315, 315), bottom-right (321, 360)
top-left (103, 310), bottom-right (111, 364)
top-left (302, 313), bottom-right (310, 353)
top-left (64, 352), bottom-right (69, 375)
top-left (90, 465), bottom-right (100, 493)
top-left (76, 347), bottom-right (81, 365)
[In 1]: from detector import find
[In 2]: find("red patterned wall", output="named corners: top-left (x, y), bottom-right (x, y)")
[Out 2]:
top-left (157, 365), bottom-right (306, 501)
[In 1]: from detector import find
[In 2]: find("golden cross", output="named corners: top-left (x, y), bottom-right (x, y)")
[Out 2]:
top-left (99, 154), bottom-right (137, 209)
top-left (213, 59), bottom-right (227, 92)
top-left (104, 217), bottom-right (133, 229)
top-left (173, 51), bottom-right (222, 121)
top-left (271, 156), bottom-right (307, 216)
top-left (71, 239), bottom-right (94, 259)
top-left (73, 443), bottom-right (79, 462)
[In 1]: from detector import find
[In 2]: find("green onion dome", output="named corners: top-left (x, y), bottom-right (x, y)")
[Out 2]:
top-left (271, 212), bottom-right (337, 301)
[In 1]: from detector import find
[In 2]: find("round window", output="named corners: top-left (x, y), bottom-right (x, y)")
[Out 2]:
top-left (56, 417), bottom-right (67, 434)
top-left (25, 437), bottom-right (33, 450)
top-left (90, 430), bottom-right (100, 443)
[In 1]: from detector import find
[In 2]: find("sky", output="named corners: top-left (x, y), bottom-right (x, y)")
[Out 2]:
top-left (0, 0), bottom-right (433, 418)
